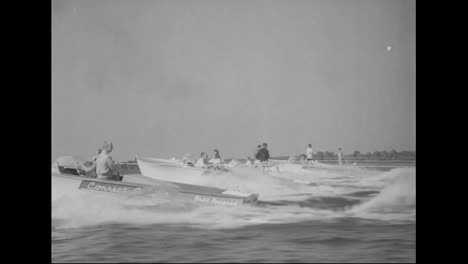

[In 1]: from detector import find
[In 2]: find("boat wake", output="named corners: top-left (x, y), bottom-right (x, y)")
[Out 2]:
top-left (52, 166), bottom-right (415, 229)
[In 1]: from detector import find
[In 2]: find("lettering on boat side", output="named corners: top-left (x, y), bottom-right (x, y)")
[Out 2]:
top-left (194, 195), bottom-right (240, 206)
top-left (79, 180), bottom-right (143, 193)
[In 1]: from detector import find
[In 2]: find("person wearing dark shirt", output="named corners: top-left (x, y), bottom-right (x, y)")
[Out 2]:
top-left (255, 143), bottom-right (270, 164)
top-left (255, 143), bottom-right (270, 172)
top-left (254, 145), bottom-right (261, 159)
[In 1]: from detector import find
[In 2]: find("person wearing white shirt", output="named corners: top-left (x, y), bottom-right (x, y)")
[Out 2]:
top-left (96, 141), bottom-right (119, 179)
top-left (208, 149), bottom-right (222, 165)
top-left (195, 152), bottom-right (209, 168)
top-left (208, 149), bottom-right (224, 171)
top-left (337, 148), bottom-right (343, 166)
top-left (306, 144), bottom-right (314, 165)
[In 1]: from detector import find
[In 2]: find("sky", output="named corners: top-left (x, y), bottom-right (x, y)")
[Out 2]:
top-left (52, 0), bottom-right (415, 161)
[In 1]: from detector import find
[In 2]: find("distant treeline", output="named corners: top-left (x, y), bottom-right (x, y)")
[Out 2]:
top-left (316, 150), bottom-right (415, 160)
top-left (274, 150), bottom-right (416, 161)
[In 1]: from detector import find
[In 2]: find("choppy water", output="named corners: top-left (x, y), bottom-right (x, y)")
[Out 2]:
top-left (52, 161), bottom-right (415, 263)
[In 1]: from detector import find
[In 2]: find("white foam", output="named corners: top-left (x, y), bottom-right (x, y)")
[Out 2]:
top-left (52, 164), bottom-right (416, 229)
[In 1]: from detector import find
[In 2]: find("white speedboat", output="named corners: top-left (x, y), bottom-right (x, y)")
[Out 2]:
top-left (136, 157), bottom-right (230, 185)
top-left (137, 157), bottom-right (313, 189)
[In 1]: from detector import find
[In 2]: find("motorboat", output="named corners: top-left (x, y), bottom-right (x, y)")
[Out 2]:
top-left (136, 157), bottom-right (311, 189)
top-left (52, 156), bottom-right (258, 207)
top-left (136, 157), bottom-right (230, 186)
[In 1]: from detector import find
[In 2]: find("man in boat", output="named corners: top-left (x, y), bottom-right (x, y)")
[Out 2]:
top-left (209, 149), bottom-right (222, 164)
top-left (256, 143), bottom-right (270, 172)
top-left (306, 144), bottom-right (314, 166)
top-left (337, 148), bottom-right (344, 166)
top-left (95, 141), bottom-right (119, 179)
top-left (253, 145), bottom-right (262, 167)
top-left (208, 149), bottom-right (224, 170)
top-left (254, 145), bottom-right (261, 157)
top-left (195, 152), bottom-right (209, 168)
top-left (256, 143), bottom-right (270, 162)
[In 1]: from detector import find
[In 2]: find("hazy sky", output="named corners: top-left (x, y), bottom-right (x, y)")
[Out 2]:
top-left (52, 0), bottom-right (415, 161)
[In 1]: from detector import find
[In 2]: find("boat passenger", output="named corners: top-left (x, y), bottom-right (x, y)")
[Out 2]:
top-left (306, 144), bottom-right (314, 166)
top-left (209, 149), bottom-right (222, 165)
top-left (337, 148), bottom-right (343, 166)
top-left (256, 143), bottom-right (270, 172)
top-left (254, 145), bottom-right (262, 160)
top-left (195, 152), bottom-right (209, 168)
top-left (96, 141), bottom-right (118, 179)
top-left (256, 143), bottom-right (270, 162)
top-left (208, 149), bottom-right (224, 170)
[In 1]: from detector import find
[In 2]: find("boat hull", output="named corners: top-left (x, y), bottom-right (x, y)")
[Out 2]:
top-left (137, 157), bottom-right (221, 185)
top-left (52, 170), bottom-right (258, 207)
top-left (52, 173), bottom-right (147, 201)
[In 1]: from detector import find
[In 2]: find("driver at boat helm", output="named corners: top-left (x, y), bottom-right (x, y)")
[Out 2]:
top-left (255, 143), bottom-right (270, 163)
top-left (96, 141), bottom-right (117, 179)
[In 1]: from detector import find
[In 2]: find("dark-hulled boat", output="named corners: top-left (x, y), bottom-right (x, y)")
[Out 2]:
top-left (52, 156), bottom-right (259, 207)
